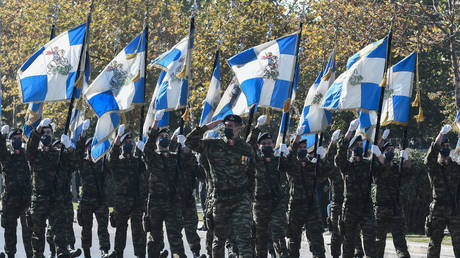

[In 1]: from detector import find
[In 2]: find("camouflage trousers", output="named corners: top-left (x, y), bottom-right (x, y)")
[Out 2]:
top-left (110, 198), bottom-right (146, 257)
top-left (204, 197), bottom-right (214, 257)
top-left (426, 209), bottom-right (460, 257)
top-left (253, 198), bottom-right (288, 258)
top-left (212, 195), bottom-right (253, 258)
top-left (30, 199), bottom-right (71, 257)
top-left (177, 196), bottom-right (201, 254)
top-left (77, 200), bottom-right (110, 251)
top-left (374, 206), bottom-right (409, 258)
top-left (144, 198), bottom-right (185, 258)
top-left (1, 201), bottom-right (32, 257)
top-left (342, 204), bottom-right (376, 258)
top-left (287, 199), bottom-right (325, 258)
top-left (45, 198), bottom-right (75, 251)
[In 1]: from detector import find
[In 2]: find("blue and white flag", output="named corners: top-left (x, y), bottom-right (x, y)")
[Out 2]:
top-left (228, 32), bottom-right (298, 110)
top-left (358, 111), bottom-right (377, 142)
top-left (322, 37), bottom-right (388, 111)
top-left (200, 50), bottom-right (221, 126)
top-left (299, 50), bottom-right (335, 134)
top-left (18, 23), bottom-right (87, 103)
top-left (23, 102), bottom-right (44, 140)
top-left (211, 77), bottom-right (249, 122)
top-left (84, 30), bottom-right (146, 117)
top-left (90, 112), bottom-right (121, 162)
top-left (456, 109), bottom-right (460, 130)
top-left (381, 52), bottom-right (417, 126)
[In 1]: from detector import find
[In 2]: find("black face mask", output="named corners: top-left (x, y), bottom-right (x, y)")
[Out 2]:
top-left (440, 147), bottom-right (450, 157)
top-left (12, 138), bottom-right (22, 150)
top-left (261, 146), bottom-right (274, 156)
top-left (385, 151), bottom-right (394, 161)
top-left (297, 149), bottom-right (308, 159)
top-left (224, 127), bottom-right (234, 140)
top-left (159, 137), bottom-right (170, 148)
top-left (40, 135), bottom-right (52, 147)
top-left (353, 146), bottom-right (363, 157)
top-left (122, 143), bottom-right (133, 155)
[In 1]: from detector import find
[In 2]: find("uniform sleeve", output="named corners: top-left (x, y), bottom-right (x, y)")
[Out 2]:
top-left (0, 134), bottom-right (8, 163)
top-left (326, 141), bottom-right (337, 164)
top-left (26, 129), bottom-right (41, 162)
top-left (424, 142), bottom-right (440, 170)
top-left (246, 126), bottom-right (260, 151)
top-left (144, 127), bottom-right (160, 163)
top-left (335, 137), bottom-right (351, 175)
top-left (75, 135), bottom-right (87, 166)
top-left (185, 125), bottom-right (208, 154)
top-left (107, 144), bottom-right (121, 168)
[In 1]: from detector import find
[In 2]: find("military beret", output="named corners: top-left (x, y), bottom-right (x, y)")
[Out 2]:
top-left (441, 135), bottom-right (449, 144)
top-left (224, 114), bottom-right (243, 125)
top-left (299, 135), bottom-right (308, 144)
top-left (8, 128), bottom-right (22, 139)
top-left (257, 132), bottom-right (272, 143)
top-left (349, 135), bottom-right (363, 148)
top-left (158, 128), bottom-right (169, 135)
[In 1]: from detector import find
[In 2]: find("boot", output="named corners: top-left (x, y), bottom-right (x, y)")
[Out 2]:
top-left (49, 251), bottom-right (56, 258)
top-left (83, 248), bottom-right (91, 258)
top-left (159, 250), bottom-right (168, 258)
top-left (108, 251), bottom-right (121, 258)
top-left (136, 255), bottom-right (145, 258)
top-left (100, 250), bottom-right (109, 258)
top-left (0, 253), bottom-right (5, 258)
top-left (69, 248), bottom-right (82, 258)
top-left (7, 254), bottom-right (14, 258)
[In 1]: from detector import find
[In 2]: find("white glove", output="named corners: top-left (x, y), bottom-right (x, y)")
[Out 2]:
top-left (296, 125), bottom-right (306, 136)
top-left (316, 146), bottom-right (326, 159)
top-left (310, 157), bottom-right (318, 164)
top-left (195, 153), bottom-right (200, 164)
top-left (440, 124), bottom-right (452, 135)
top-left (371, 145), bottom-right (382, 156)
top-left (382, 129), bottom-right (390, 140)
top-left (400, 149), bottom-right (408, 161)
top-left (1, 125), bottom-right (9, 135)
top-left (118, 124), bottom-right (125, 137)
top-left (173, 127), bottom-right (181, 138)
top-left (177, 135), bottom-right (186, 147)
top-left (256, 115), bottom-right (267, 127)
top-left (82, 119), bottom-right (90, 131)
top-left (206, 130), bottom-right (217, 139)
top-left (50, 122), bottom-right (56, 132)
top-left (331, 129), bottom-right (341, 142)
top-left (39, 118), bottom-right (51, 128)
top-left (61, 134), bottom-right (71, 149)
top-left (136, 140), bottom-right (145, 152)
top-left (154, 110), bottom-right (165, 121)
top-left (280, 144), bottom-right (290, 156)
top-left (348, 119), bottom-right (360, 132)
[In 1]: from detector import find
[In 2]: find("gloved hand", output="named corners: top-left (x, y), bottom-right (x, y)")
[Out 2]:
top-left (382, 129), bottom-right (390, 140)
top-left (256, 115), bottom-right (267, 127)
top-left (177, 135), bottom-right (186, 147)
top-left (82, 119), bottom-right (90, 131)
top-left (61, 134), bottom-right (72, 149)
top-left (1, 125), bottom-right (9, 135)
top-left (136, 140), bottom-right (145, 152)
top-left (371, 145), bottom-right (382, 156)
top-left (348, 119), bottom-right (360, 132)
top-left (280, 144), bottom-right (290, 156)
top-left (296, 125), bottom-right (306, 136)
top-left (400, 149), bottom-right (408, 161)
top-left (118, 124), bottom-right (125, 137)
top-left (39, 118), bottom-right (51, 128)
top-left (310, 157), bottom-right (318, 164)
top-left (331, 129), bottom-right (341, 142)
top-left (154, 110), bottom-right (165, 121)
top-left (317, 146), bottom-right (326, 159)
top-left (172, 127), bottom-right (181, 138)
top-left (440, 124), bottom-right (452, 135)
top-left (50, 122), bottom-right (56, 132)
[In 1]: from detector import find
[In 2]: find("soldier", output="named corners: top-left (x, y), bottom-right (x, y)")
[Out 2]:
top-left (76, 123), bottom-right (110, 258)
top-left (247, 115), bottom-right (288, 258)
top-left (26, 118), bottom-right (82, 258)
top-left (334, 119), bottom-right (376, 258)
top-left (0, 126), bottom-right (33, 258)
top-left (424, 125), bottom-right (460, 257)
top-left (278, 126), bottom-right (326, 258)
top-left (185, 114), bottom-right (255, 257)
top-left (106, 124), bottom-right (147, 258)
top-left (137, 110), bottom-right (186, 258)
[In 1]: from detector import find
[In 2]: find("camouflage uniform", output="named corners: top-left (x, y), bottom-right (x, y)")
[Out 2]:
top-left (0, 134), bottom-right (33, 257)
top-left (107, 143), bottom-right (147, 257)
top-left (26, 129), bottom-right (81, 257)
top-left (186, 125), bottom-right (254, 258)
top-left (142, 127), bottom-right (185, 257)
top-left (424, 142), bottom-right (460, 257)
top-left (335, 138), bottom-right (376, 258)
top-left (76, 146), bottom-right (110, 253)
top-left (373, 160), bottom-right (410, 258)
top-left (247, 127), bottom-right (288, 258)
top-left (199, 152), bottom-right (214, 257)
top-left (282, 141), bottom-right (326, 258)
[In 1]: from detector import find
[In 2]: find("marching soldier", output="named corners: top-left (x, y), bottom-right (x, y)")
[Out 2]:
top-left (0, 126), bottom-right (33, 258)
top-left (424, 125), bottom-right (460, 257)
top-left (107, 125), bottom-right (147, 258)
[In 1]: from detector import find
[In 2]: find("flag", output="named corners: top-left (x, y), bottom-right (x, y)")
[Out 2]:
top-left (228, 32), bottom-right (298, 110)
top-left (456, 109), bottom-right (460, 130)
top-left (211, 77), bottom-right (250, 122)
top-left (381, 52), bottom-right (417, 126)
top-left (199, 50), bottom-right (221, 126)
top-left (90, 112), bottom-right (121, 162)
top-left (84, 29), bottom-right (146, 117)
top-left (322, 37), bottom-right (388, 111)
top-left (17, 23), bottom-right (87, 103)
top-left (358, 111), bottom-right (377, 142)
top-left (23, 103), bottom-right (44, 140)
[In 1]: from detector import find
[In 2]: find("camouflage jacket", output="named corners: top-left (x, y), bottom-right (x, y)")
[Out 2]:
top-left (185, 125), bottom-right (254, 202)
top-left (424, 142), bottom-right (460, 215)
top-left (107, 143), bottom-right (148, 202)
top-left (372, 161), bottom-right (402, 207)
top-left (0, 134), bottom-right (31, 205)
top-left (26, 129), bottom-right (80, 202)
top-left (326, 141), bottom-right (344, 204)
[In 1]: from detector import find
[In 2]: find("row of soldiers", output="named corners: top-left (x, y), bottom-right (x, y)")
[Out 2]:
top-left (0, 110), bottom-right (459, 258)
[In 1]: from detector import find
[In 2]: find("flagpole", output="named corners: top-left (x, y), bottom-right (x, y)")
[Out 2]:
top-left (139, 17), bottom-right (149, 140)
top-left (312, 132), bottom-right (323, 199)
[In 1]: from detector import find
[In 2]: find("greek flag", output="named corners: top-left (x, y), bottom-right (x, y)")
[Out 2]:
top-left (199, 50), bottom-right (221, 126)
top-left (228, 32), bottom-right (298, 110)
top-left (18, 23), bottom-right (87, 103)
top-left (456, 110), bottom-right (460, 130)
top-left (322, 37), bottom-right (388, 111)
top-left (381, 52), bottom-right (417, 126)
top-left (84, 29), bottom-right (146, 117)
top-left (211, 77), bottom-right (249, 122)
top-left (23, 103), bottom-right (44, 140)
top-left (359, 111), bottom-right (377, 142)
top-left (90, 112), bottom-right (121, 162)
top-left (299, 50), bottom-right (335, 134)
